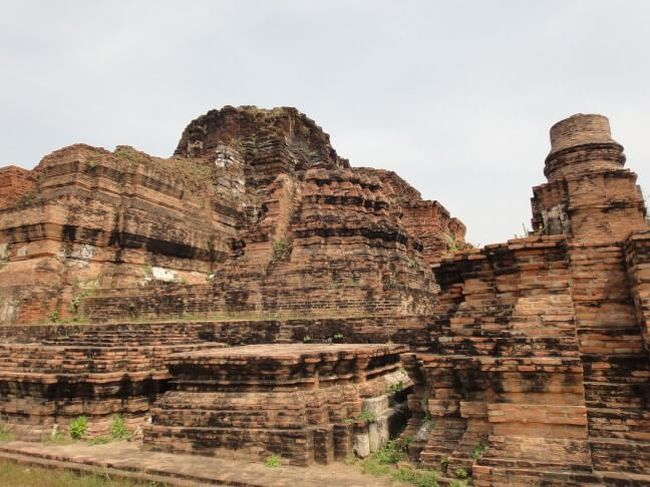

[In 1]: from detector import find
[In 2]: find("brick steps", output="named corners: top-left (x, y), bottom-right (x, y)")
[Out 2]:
top-left (478, 457), bottom-right (594, 471)
top-left (596, 470), bottom-right (650, 487)
top-left (418, 418), bottom-right (467, 468)
top-left (472, 464), bottom-right (605, 487)
top-left (144, 344), bottom-right (410, 466)
top-left (144, 424), bottom-right (319, 465)
top-left (444, 422), bottom-right (491, 473)
top-left (0, 343), bottom-right (218, 374)
top-left (0, 325), bottom-right (224, 435)
top-left (436, 336), bottom-right (581, 357)
top-left (590, 438), bottom-right (650, 475)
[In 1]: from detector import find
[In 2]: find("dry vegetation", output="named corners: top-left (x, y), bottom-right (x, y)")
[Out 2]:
top-left (0, 461), bottom-right (165, 487)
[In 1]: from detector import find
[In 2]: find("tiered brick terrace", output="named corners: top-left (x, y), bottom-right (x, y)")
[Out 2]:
top-left (144, 343), bottom-right (410, 465)
top-left (0, 108), bottom-right (648, 486)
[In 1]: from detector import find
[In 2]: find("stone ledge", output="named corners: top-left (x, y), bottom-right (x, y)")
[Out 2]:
top-left (0, 440), bottom-right (395, 487)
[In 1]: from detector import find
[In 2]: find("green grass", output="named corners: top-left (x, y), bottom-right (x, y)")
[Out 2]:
top-left (454, 467), bottom-right (468, 479)
top-left (82, 415), bottom-right (130, 446)
top-left (373, 440), bottom-right (407, 464)
top-left (264, 454), bottom-right (281, 468)
top-left (270, 239), bottom-right (290, 263)
top-left (0, 424), bottom-right (13, 442)
top-left (110, 415), bottom-right (130, 440)
top-left (386, 381), bottom-right (405, 394)
top-left (359, 454), bottom-right (391, 477)
top-left (470, 440), bottom-right (487, 460)
top-left (392, 466), bottom-right (438, 487)
top-left (70, 416), bottom-right (88, 440)
top-left (356, 440), bottom-right (440, 486)
top-left (44, 429), bottom-right (73, 446)
top-left (87, 435), bottom-right (112, 446)
top-left (357, 409), bottom-right (377, 423)
top-left (0, 461), bottom-right (166, 486)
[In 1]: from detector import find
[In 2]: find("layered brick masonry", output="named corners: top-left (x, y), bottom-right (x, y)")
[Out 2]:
top-left (0, 106), bottom-right (463, 326)
top-left (405, 114), bottom-right (650, 486)
top-left (0, 109), bottom-right (648, 486)
top-left (143, 344), bottom-right (411, 465)
top-left (0, 166), bottom-right (33, 208)
top-left (0, 324), bottom-right (224, 438)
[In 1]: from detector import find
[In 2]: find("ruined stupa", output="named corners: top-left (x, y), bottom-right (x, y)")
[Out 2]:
top-left (0, 109), bottom-right (647, 486)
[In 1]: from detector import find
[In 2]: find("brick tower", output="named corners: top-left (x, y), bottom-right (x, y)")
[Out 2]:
top-left (531, 113), bottom-right (646, 242)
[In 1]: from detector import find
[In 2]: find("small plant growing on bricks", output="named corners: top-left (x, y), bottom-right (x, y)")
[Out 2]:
top-left (264, 454), bottom-right (281, 468)
top-left (271, 239), bottom-right (290, 262)
top-left (0, 421), bottom-right (12, 442)
top-left (357, 409), bottom-right (377, 423)
top-left (111, 414), bottom-right (130, 440)
top-left (386, 381), bottom-right (404, 394)
top-left (471, 440), bottom-right (487, 460)
top-left (48, 309), bottom-right (58, 323)
top-left (359, 440), bottom-right (440, 486)
top-left (69, 416), bottom-right (88, 440)
top-left (454, 467), bottom-right (468, 479)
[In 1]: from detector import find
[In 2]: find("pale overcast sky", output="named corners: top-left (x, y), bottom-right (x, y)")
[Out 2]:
top-left (1, 1), bottom-right (648, 244)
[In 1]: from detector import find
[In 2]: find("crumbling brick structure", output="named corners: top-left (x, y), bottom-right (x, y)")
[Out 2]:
top-left (0, 166), bottom-right (33, 208)
top-left (0, 106), bottom-right (463, 326)
top-left (408, 114), bottom-right (649, 486)
top-left (0, 108), bottom-right (647, 486)
top-left (143, 344), bottom-right (410, 465)
top-left (0, 325), bottom-right (223, 438)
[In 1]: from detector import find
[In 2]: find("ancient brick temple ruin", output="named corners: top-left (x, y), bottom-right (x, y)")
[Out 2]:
top-left (0, 107), bottom-right (648, 486)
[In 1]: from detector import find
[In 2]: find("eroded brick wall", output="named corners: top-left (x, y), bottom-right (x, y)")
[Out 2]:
top-left (0, 166), bottom-right (33, 207)
top-left (0, 106), bottom-right (462, 326)
top-left (626, 230), bottom-right (650, 353)
top-left (411, 114), bottom-right (650, 486)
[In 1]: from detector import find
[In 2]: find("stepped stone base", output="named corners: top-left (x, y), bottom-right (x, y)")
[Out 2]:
top-left (0, 326), bottom-right (224, 438)
top-left (143, 343), bottom-right (412, 465)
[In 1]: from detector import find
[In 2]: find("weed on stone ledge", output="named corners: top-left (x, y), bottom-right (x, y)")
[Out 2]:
top-left (270, 239), bottom-right (290, 263)
top-left (264, 454), bottom-right (281, 468)
top-left (454, 467), bottom-right (469, 479)
top-left (83, 415), bottom-right (131, 446)
top-left (111, 414), bottom-right (130, 440)
top-left (357, 409), bottom-right (377, 423)
top-left (470, 440), bottom-right (487, 460)
top-left (386, 381), bottom-right (405, 394)
top-left (69, 416), bottom-right (88, 440)
top-left (49, 309), bottom-right (59, 323)
top-left (0, 422), bottom-right (13, 442)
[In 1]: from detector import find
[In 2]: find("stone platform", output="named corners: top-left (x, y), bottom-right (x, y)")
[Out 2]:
top-left (0, 440), bottom-right (397, 487)
top-left (144, 343), bottom-right (412, 465)
top-left (0, 328), bottom-right (224, 438)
